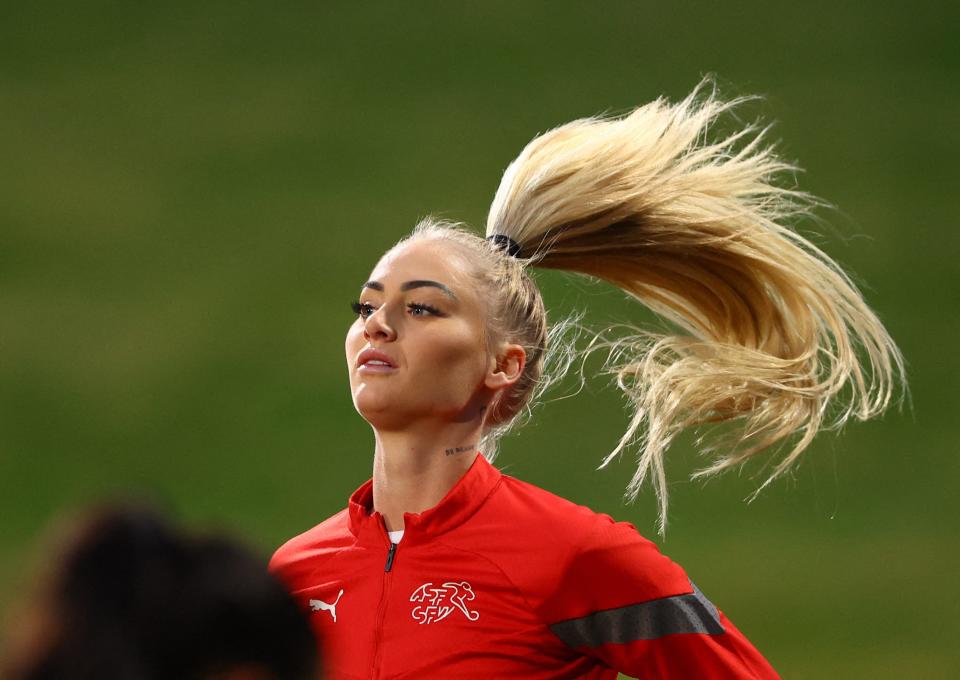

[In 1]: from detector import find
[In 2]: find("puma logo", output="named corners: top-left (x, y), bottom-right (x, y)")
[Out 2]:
top-left (309, 588), bottom-right (344, 623)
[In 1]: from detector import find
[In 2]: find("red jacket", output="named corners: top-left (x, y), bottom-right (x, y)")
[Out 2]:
top-left (270, 454), bottom-right (779, 679)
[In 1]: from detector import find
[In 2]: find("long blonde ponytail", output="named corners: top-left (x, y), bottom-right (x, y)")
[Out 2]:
top-left (483, 78), bottom-right (905, 531)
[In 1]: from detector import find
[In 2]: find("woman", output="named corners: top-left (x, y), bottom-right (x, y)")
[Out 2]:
top-left (270, 80), bottom-right (903, 679)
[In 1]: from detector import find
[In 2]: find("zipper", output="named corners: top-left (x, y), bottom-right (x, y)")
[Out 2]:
top-left (371, 538), bottom-right (398, 679)
top-left (385, 542), bottom-right (398, 572)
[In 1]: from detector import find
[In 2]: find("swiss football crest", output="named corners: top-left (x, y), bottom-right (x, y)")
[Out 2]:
top-left (410, 581), bottom-right (480, 624)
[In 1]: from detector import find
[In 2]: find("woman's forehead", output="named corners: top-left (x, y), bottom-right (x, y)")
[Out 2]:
top-left (368, 240), bottom-right (472, 289)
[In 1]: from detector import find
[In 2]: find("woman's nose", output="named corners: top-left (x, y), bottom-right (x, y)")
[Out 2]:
top-left (362, 308), bottom-right (397, 342)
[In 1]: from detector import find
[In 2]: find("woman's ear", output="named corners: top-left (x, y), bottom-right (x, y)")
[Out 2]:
top-left (485, 344), bottom-right (526, 390)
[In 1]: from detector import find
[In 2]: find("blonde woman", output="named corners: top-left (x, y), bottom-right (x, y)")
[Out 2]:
top-left (270, 80), bottom-right (903, 679)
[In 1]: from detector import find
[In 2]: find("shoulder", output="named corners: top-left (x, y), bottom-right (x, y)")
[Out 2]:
top-left (467, 472), bottom-right (689, 616)
top-left (269, 508), bottom-right (353, 584)
top-left (490, 472), bottom-right (643, 547)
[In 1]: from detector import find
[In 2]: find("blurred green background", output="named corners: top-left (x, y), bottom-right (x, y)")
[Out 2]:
top-left (1, 2), bottom-right (957, 677)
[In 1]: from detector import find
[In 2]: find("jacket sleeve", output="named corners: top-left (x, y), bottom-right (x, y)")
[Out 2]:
top-left (540, 516), bottom-right (780, 679)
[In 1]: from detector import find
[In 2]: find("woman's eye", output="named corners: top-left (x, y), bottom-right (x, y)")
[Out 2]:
top-left (408, 302), bottom-right (442, 317)
top-left (350, 301), bottom-right (375, 318)
top-left (351, 301), bottom-right (442, 319)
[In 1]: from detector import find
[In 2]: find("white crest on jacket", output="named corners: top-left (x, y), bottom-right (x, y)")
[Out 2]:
top-left (410, 581), bottom-right (480, 624)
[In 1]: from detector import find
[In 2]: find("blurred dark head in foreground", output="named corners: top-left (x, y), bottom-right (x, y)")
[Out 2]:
top-left (3, 503), bottom-right (319, 680)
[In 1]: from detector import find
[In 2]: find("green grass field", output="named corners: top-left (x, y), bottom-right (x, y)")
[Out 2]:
top-left (2, 2), bottom-right (958, 677)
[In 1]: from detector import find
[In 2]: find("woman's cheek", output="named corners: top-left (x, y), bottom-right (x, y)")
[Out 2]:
top-left (433, 333), bottom-right (486, 382)
top-left (344, 324), bottom-right (363, 359)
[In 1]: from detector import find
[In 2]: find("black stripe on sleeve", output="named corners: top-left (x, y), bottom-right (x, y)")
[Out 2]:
top-left (549, 582), bottom-right (725, 648)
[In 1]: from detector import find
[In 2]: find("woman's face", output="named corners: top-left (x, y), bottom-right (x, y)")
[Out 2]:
top-left (345, 239), bottom-right (497, 431)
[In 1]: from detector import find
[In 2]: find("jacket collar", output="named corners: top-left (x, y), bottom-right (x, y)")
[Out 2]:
top-left (347, 453), bottom-right (502, 546)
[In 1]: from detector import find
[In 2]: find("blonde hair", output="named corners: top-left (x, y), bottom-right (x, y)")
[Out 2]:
top-left (400, 78), bottom-right (905, 531)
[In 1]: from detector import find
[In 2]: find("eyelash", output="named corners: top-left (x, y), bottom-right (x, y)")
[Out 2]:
top-left (350, 301), bottom-right (443, 319)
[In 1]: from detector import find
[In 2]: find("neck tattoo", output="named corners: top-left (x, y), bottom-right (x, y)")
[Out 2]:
top-left (444, 444), bottom-right (476, 456)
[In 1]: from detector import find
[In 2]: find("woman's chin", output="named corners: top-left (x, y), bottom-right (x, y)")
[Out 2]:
top-left (353, 396), bottom-right (413, 430)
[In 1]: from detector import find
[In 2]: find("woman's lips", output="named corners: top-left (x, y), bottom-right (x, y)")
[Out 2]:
top-left (357, 347), bottom-right (397, 373)
top-left (357, 361), bottom-right (397, 374)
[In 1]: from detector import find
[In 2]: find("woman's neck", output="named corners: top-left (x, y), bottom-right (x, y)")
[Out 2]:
top-left (371, 422), bottom-right (482, 533)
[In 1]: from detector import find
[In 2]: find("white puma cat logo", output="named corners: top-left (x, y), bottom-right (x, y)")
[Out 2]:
top-left (309, 588), bottom-right (344, 623)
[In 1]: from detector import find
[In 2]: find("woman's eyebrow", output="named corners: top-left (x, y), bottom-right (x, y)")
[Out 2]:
top-left (361, 280), bottom-right (459, 301)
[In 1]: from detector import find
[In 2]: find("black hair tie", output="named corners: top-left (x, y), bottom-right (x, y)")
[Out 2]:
top-left (486, 234), bottom-right (522, 258)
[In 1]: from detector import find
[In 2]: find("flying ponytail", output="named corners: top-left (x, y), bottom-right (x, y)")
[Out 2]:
top-left (478, 77), bottom-right (905, 531)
